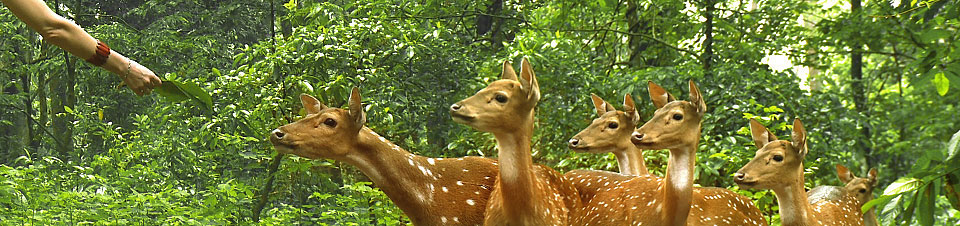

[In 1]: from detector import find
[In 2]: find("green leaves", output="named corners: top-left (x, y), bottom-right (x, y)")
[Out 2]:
top-left (154, 80), bottom-right (214, 112)
top-left (947, 173), bottom-right (960, 210)
top-left (932, 72), bottom-right (950, 96)
top-left (884, 177), bottom-right (922, 196)
top-left (948, 129), bottom-right (960, 162)
top-left (870, 129), bottom-right (960, 224)
top-left (920, 29), bottom-right (951, 44)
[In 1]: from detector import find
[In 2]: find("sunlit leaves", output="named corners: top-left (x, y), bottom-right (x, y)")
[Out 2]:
top-left (932, 72), bottom-right (950, 96)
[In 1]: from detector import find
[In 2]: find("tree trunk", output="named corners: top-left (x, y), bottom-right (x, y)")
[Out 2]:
top-left (50, 0), bottom-right (78, 158)
top-left (625, 1), bottom-right (650, 67)
top-left (4, 24), bottom-right (36, 159)
top-left (850, 0), bottom-right (871, 169)
top-left (702, 0), bottom-right (715, 78)
top-left (254, 2), bottom-right (283, 221)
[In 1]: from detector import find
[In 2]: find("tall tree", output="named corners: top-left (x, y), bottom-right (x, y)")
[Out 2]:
top-left (702, 0), bottom-right (715, 78)
top-left (49, 0), bottom-right (78, 157)
top-left (849, 0), bottom-right (871, 169)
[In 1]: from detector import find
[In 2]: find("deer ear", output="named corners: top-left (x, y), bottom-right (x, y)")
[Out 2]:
top-left (688, 80), bottom-right (706, 114)
top-left (648, 81), bottom-right (675, 109)
top-left (349, 87), bottom-right (366, 127)
top-left (836, 164), bottom-right (853, 183)
top-left (868, 168), bottom-right (878, 185)
top-left (792, 118), bottom-right (808, 157)
top-left (623, 93), bottom-right (640, 125)
top-left (750, 119), bottom-right (778, 149)
top-left (501, 60), bottom-right (518, 81)
top-left (590, 93), bottom-right (608, 116)
top-left (300, 94), bottom-right (327, 115)
top-left (519, 58), bottom-right (540, 103)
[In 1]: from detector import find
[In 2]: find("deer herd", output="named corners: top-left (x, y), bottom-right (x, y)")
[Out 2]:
top-left (269, 58), bottom-right (880, 226)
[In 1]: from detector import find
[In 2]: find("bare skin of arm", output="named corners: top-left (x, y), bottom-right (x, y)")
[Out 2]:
top-left (2, 0), bottom-right (161, 96)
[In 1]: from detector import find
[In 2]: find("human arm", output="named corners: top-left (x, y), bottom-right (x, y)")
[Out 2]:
top-left (1, 0), bottom-right (161, 95)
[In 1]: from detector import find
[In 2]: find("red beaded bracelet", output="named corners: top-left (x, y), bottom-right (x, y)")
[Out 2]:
top-left (85, 40), bottom-right (110, 66)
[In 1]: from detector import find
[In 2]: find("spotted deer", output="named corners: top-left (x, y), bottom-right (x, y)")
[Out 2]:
top-left (269, 87), bottom-right (500, 225)
top-left (837, 164), bottom-right (879, 226)
top-left (449, 58), bottom-right (581, 225)
top-left (571, 81), bottom-right (767, 226)
top-left (734, 118), bottom-right (865, 226)
top-left (564, 93), bottom-right (648, 205)
top-left (567, 93), bottom-right (648, 175)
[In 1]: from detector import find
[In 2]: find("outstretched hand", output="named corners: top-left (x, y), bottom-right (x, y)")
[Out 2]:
top-left (121, 60), bottom-right (162, 96)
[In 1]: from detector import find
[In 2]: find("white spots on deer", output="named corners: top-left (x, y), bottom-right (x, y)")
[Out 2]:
top-left (408, 158), bottom-right (415, 166)
top-left (441, 216), bottom-right (448, 223)
top-left (466, 199), bottom-right (476, 206)
top-left (427, 158), bottom-right (436, 165)
top-left (418, 165), bottom-right (429, 176)
top-left (457, 181), bottom-right (464, 186)
top-left (442, 186), bottom-right (449, 193)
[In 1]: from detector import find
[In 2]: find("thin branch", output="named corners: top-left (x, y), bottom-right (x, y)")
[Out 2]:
top-left (6, 103), bottom-right (68, 150)
top-left (73, 14), bottom-right (142, 34)
top-left (814, 50), bottom-right (916, 60)
top-left (378, 10), bottom-right (698, 59)
top-left (388, 11), bottom-right (526, 22)
top-left (558, 28), bottom-right (700, 58)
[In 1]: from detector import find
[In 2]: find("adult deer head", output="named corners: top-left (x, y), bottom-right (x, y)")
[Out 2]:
top-left (449, 59), bottom-right (540, 134)
top-left (631, 80), bottom-right (706, 150)
top-left (734, 118), bottom-right (807, 189)
top-left (569, 93), bottom-right (641, 153)
top-left (270, 87), bottom-right (366, 160)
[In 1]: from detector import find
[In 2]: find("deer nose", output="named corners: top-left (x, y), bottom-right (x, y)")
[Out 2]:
top-left (450, 103), bottom-right (462, 112)
top-left (568, 138), bottom-right (580, 148)
top-left (272, 129), bottom-right (285, 139)
top-left (734, 172), bottom-right (746, 181)
top-left (631, 131), bottom-right (644, 143)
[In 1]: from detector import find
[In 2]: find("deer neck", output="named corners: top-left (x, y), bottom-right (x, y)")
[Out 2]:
top-left (614, 140), bottom-right (648, 175)
top-left (773, 168), bottom-right (813, 226)
top-left (344, 128), bottom-right (433, 219)
top-left (491, 110), bottom-right (537, 216)
top-left (863, 201), bottom-right (879, 226)
top-left (661, 141), bottom-right (696, 225)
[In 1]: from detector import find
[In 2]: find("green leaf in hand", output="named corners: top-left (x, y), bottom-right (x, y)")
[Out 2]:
top-left (154, 80), bottom-right (213, 112)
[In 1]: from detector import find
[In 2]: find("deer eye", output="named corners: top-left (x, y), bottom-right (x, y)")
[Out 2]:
top-left (859, 189), bottom-right (867, 193)
top-left (324, 118), bottom-right (337, 127)
top-left (608, 122), bottom-right (618, 129)
top-left (772, 155), bottom-right (783, 162)
top-left (495, 94), bottom-right (508, 103)
top-left (672, 114), bottom-right (683, 120)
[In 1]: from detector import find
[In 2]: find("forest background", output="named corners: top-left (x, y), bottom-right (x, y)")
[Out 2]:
top-left (2, 0), bottom-right (960, 225)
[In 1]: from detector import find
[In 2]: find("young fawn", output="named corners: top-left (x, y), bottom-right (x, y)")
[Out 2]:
top-left (450, 59), bottom-right (581, 225)
top-left (564, 94), bottom-right (646, 205)
top-left (837, 164), bottom-right (879, 226)
top-left (567, 93), bottom-right (648, 175)
top-left (269, 87), bottom-right (500, 225)
top-left (571, 81), bottom-right (767, 226)
top-left (734, 118), bottom-right (865, 226)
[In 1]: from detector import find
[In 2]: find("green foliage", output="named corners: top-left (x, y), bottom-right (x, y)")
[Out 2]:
top-left (1, 0), bottom-right (959, 224)
top-left (154, 79), bottom-right (213, 112)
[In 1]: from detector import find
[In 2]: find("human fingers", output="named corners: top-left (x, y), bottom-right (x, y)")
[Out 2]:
top-left (132, 63), bottom-right (159, 87)
top-left (150, 75), bottom-right (162, 88)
